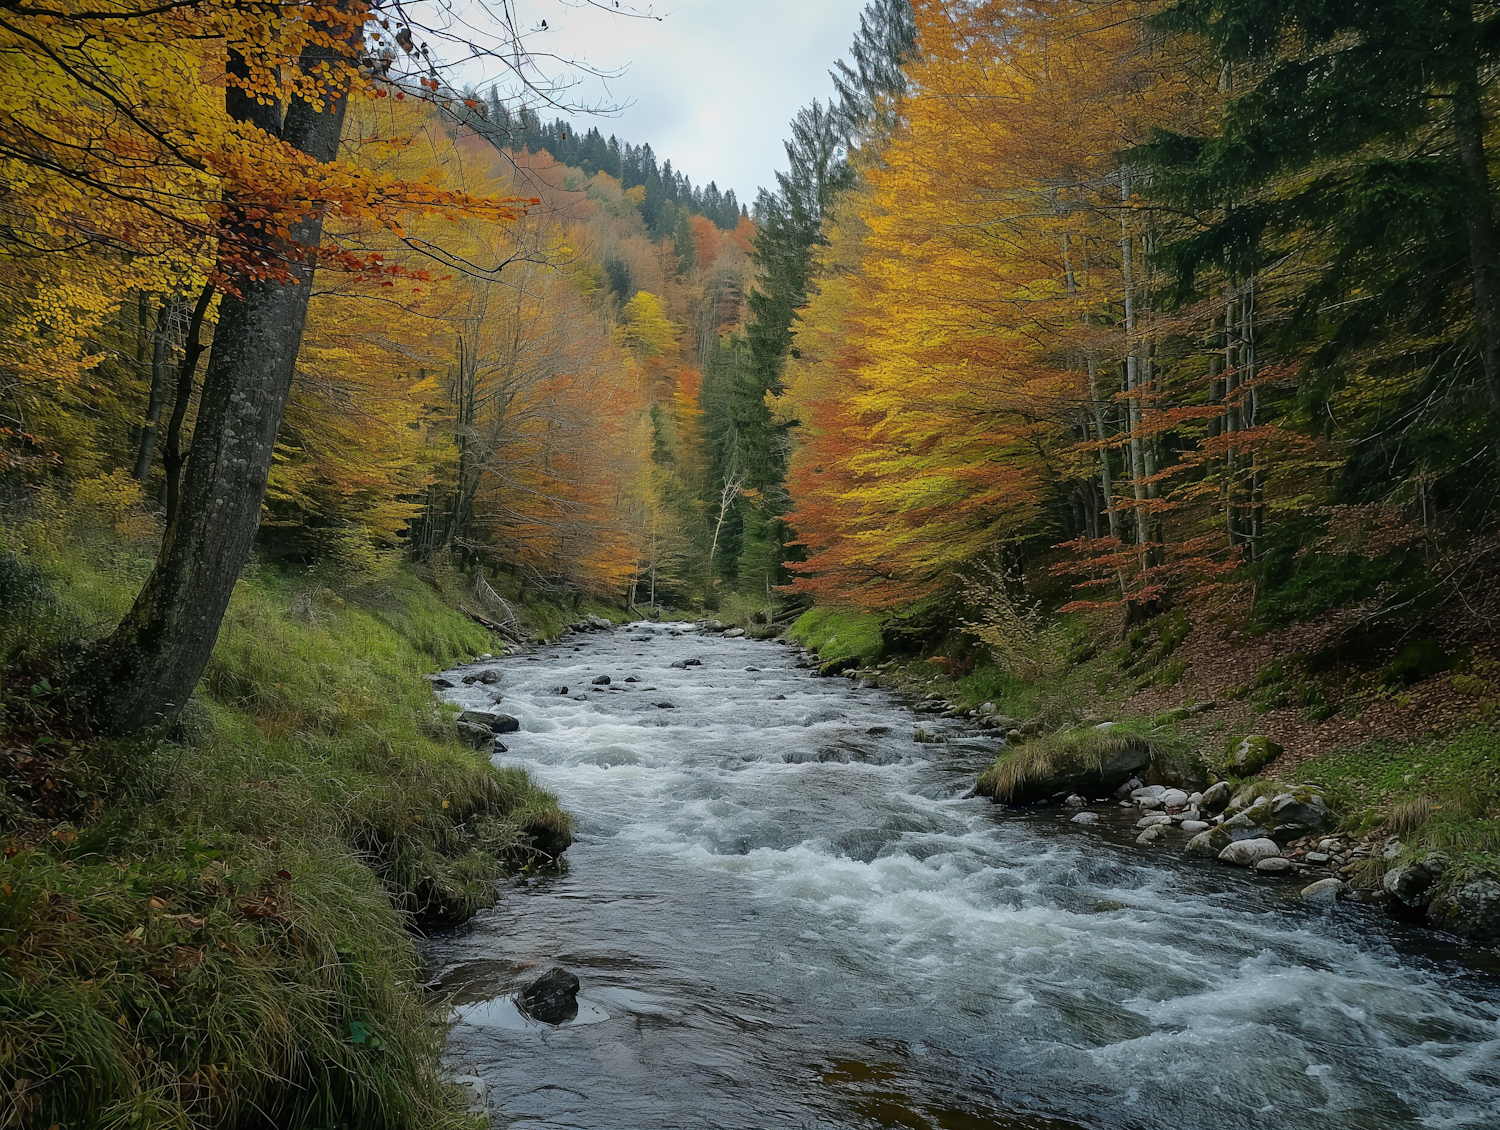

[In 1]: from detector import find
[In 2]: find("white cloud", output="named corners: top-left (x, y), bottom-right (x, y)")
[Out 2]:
top-left (507, 0), bottom-right (872, 201)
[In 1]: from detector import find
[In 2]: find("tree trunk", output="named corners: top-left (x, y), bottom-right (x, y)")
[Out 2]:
top-left (133, 299), bottom-right (173, 480)
top-left (1454, 61), bottom-right (1500, 407)
top-left (94, 29), bottom-right (355, 734)
top-left (161, 282), bottom-right (215, 527)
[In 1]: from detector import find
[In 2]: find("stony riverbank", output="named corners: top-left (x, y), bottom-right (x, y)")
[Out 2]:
top-left (770, 634), bottom-right (1500, 950)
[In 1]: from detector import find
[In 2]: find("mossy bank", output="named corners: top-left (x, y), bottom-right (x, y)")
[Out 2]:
top-left (0, 540), bottom-right (583, 1129)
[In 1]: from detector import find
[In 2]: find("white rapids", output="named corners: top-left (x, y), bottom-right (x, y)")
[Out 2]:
top-left (423, 623), bottom-right (1500, 1130)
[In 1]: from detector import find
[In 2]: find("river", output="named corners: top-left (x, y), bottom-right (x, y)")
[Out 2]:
top-left (423, 623), bottom-right (1500, 1130)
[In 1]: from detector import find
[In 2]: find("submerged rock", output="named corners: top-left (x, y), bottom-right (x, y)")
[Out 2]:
top-left (516, 966), bottom-right (580, 1024)
top-left (1070, 811), bottom-right (1099, 825)
top-left (479, 669), bottom-right (502, 685)
top-left (1136, 825), bottom-right (1169, 845)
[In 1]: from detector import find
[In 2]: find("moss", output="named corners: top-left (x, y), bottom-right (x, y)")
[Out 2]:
top-left (789, 608), bottom-right (884, 670)
top-left (1, 549), bottom-right (566, 1129)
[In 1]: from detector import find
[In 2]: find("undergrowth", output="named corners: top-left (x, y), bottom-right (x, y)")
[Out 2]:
top-left (1, 530), bottom-right (570, 1129)
top-left (1293, 727), bottom-right (1500, 875)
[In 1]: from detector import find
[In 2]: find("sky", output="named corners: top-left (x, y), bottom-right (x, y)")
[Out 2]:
top-left (507, 0), bottom-right (873, 202)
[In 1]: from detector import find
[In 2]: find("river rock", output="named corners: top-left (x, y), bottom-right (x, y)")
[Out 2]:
top-left (1427, 878), bottom-right (1500, 945)
top-left (516, 966), bottom-right (580, 1024)
top-left (1131, 784), bottom-right (1167, 800)
top-left (1159, 788), bottom-right (1191, 808)
top-left (655, 701), bottom-right (675, 709)
top-left (1136, 813), bottom-right (1172, 828)
top-left (1301, 878), bottom-right (1343, 902)
top-left (1199, 781), bottom-right (1231, 813)
top-left (1217, 812), bottom-right (1274, 842)
top-left (553, 685), bottom-right (569, 695)
top-left (479, 669), bottom-right (502, 685)
top-left (1136, 825), bottom-right (1169, 845)
top-left (1186, 825), bottom-right (1233, 857)
top-left (459, 709), bottom-right (506, 730)
top-left (431, 678), bottom-right (455, 689)
top-left (1226, 734), bottom-right (1283, 776)
top-left (1255, 856), bottom-right (1294, 874)
top-left (723, 628), bottom-right (746, 638)
top-left (592, 675), bottom-right (611, 685)
top-left (1180, 820), bottom-right (1211, 834)
top-left (1383, 853), bottom-right (1450, 911)
top-left (1135, 795), bottom-right (1165, 810)
top-left (455, 721), bottom-right (495, 750)
top-left (1114, 776), bottom-right (1145, 799)
top-left (1218, 838), bottom-right (1282, 867)
top-left (1065, 794), bottom-right (1088, 807)
top-left (1070, 811), bottom-right (1099, 825)
top-left (450, 1074), bottom-right (486, 1114)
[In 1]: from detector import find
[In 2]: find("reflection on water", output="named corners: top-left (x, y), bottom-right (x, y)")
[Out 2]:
top-left (422, 625), bottom-right (1500, 1130)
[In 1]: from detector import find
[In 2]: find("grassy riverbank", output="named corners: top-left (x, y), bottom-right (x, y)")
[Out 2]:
top-left (1, 533), bottom-right (578, 1128)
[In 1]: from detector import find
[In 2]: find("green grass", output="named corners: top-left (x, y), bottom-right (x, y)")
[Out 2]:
top-left (976, 725), bottom-right (1167, 803)
top-left (1293, 727), bottom-right (1500, 874)
top-left (789, 608), bottom-right (883, 673)
top-left (1, 541), bottom-right (569, 1129)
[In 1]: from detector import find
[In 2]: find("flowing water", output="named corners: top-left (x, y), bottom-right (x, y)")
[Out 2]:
top-left (423, 624), bottom-right (1500, 1130)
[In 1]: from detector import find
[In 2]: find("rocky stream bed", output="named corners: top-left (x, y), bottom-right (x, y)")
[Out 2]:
top-left (422, 621), bottom-right (1500, 1130)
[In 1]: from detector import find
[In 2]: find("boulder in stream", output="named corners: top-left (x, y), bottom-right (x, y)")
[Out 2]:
top-left (516, 967), bottom-right (580, 1024)
top-left (592, 675), bottom-right (611, 685)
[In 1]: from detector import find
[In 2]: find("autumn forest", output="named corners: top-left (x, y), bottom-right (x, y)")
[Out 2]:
top-left (5, 0), bottom-right (1500, 1126)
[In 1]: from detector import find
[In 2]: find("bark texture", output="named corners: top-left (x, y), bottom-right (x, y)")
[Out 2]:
top-left (95, 31), bottom-right (353, 734)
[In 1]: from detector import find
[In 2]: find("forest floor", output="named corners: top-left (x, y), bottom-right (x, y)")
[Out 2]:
top-left (0, 533), bottom-right (622, 1129)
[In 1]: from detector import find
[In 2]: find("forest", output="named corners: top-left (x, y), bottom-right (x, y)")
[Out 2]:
top-left (3, 0), bottom-right (1500, 1126)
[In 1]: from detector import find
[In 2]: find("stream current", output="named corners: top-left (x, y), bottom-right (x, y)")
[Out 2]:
top-left (424, 624), bottom-right (1500, 1130)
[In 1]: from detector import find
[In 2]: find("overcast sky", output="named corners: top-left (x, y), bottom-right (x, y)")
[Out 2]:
top-left (508, 0), bottom-right (873, 202)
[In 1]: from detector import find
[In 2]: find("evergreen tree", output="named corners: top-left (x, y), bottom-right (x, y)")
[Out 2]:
top-left (731, 0), bottom-right (918, 588)
top-left (1139, 0), bottom-right (1500, 514)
